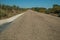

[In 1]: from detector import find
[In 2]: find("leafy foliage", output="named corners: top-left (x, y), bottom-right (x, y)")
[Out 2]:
top-left (47, 4), bottom-right (60, 17)
top-left (0, 4), bottom-right (60, 19)
top-left (31, 4), bottom-right (60, 17)
top-left (0, 4), bottom-right (27, 19)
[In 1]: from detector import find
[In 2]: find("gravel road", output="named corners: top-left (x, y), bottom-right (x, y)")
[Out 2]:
top-left (0, 10), bottom-right (60, 40)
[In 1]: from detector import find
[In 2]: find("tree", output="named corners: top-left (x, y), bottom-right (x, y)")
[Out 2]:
top-left (31, 7), bottom-right (40, 12)
top-left (31, 7), bottom-right (47, 13)
top-left (39, 8), bottom-right (46, 13)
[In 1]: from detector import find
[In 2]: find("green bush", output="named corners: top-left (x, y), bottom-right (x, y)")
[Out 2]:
top-left (0, 11), bottom-right (7, 19)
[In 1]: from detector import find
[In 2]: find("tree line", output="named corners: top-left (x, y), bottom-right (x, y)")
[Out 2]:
top-left (0, 4), bottom-right (60, 19)
top-left (0, 4), bottom-right (27, 19)
top-left (31, 4), bottom-right (60, 17)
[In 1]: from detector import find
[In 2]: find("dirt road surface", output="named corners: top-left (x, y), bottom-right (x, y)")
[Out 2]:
top-left (0, 10), bottom-right (60, 40)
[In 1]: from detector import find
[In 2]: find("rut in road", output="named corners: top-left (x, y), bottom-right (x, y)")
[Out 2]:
top-left (0, 10), bottom-right (60, 40)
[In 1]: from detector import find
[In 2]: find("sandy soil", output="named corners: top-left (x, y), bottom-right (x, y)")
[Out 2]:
top-left (0, 13), bottom-right (24, 25)
top-left (0, 10), bottom-right (60, 40)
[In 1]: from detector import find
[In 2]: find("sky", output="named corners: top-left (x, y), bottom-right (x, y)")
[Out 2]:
top-left (0, 0), bottom-right (60, 8)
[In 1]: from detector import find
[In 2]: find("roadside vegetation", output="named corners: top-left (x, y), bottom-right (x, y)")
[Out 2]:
top-left (31, 4), bottom-right (60, 17)
top-left (0, 4), bottom-right (60, 19)
top-left (0, 4), bottom-right (28, 19)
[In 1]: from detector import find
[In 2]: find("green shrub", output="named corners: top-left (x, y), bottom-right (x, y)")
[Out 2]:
top-left (0, 11), bottom-right (7, 19)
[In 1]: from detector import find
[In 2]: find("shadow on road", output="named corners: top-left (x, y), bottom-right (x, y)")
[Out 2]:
top-left (0, 22), bottom-right (12, 33)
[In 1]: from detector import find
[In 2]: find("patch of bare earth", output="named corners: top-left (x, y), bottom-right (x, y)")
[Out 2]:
top-left (0, 10), bottom-right (60, 40)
